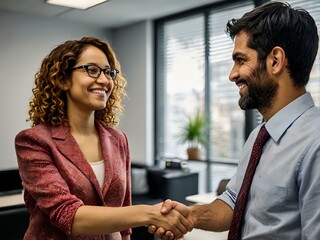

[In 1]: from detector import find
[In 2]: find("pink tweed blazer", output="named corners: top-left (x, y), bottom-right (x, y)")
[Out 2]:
top-left (15, 121), bottom-right (132, 240)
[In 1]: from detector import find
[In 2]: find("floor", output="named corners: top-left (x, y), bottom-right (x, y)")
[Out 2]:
top-left (183, 229), bottom-right (228, 240)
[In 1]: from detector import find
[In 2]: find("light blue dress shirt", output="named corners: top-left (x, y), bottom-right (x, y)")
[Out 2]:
top-left (219, 92), bottom-right (320, 239)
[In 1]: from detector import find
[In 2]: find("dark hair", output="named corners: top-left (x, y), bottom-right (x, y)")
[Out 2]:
top-left (28, 37), bottom-right (127, 127)
top-left (226, 1), bottom-right (319, 87)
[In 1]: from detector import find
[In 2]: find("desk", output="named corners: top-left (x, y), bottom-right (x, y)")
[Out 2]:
top-left (186, 192), bottom-right (217, 205)
top-left (0, 193), bottom-right (24, 208)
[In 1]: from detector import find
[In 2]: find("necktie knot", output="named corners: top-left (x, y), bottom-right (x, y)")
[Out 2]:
top-left (256, 125), bottom-right (270, 146)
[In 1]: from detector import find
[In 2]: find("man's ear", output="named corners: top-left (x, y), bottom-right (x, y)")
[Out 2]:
top-left (268, 46), bottom-right (286, 75)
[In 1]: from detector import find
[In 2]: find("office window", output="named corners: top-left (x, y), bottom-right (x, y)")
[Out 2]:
top-left (156, 14), bottom-right (205, 159)
top-left (156, 1), bottom-right (253, 161)
top-left (207, 4), bottom-right (253, 162)
top-left (155, 0), bottom-right (320, 192)
top-left (155, 1), bottom-right (254, 192)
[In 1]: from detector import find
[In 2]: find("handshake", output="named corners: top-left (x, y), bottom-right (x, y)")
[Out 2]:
top-left (146, 197), bottom-right (231, 239)
top-left (147, 199), bottom-right (194, 240)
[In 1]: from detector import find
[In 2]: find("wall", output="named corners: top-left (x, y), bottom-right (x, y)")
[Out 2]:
top-left (112, 21), bottom-right (155, 166)
top-left (0, 10), bottom-right (111, 170)
top-left (0, 10), bottom-right (154, 170)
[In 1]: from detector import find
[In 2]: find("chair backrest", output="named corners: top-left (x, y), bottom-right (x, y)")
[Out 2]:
top-left (0, 206), bottom-right (29, 239)
top-left (216, 178), bottom-right (230, 195)
top-left (0, 169), bottom-right (23, 195)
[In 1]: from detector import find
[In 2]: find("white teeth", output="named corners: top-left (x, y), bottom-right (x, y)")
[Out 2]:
top-left (91, 89), bottom-right (106, 94)
top-left (238, 83), bottom-right (245, 89)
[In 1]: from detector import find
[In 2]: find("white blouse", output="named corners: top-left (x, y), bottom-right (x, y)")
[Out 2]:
top-left (89, 160), bottom-right (105, 189)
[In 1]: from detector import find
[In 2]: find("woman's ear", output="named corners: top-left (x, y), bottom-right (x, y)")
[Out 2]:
top-left (60, 81), bottom-right (69, 91)
top-left (61, 83), bottom-right (69, 91)
top-left (268, 46), bottom-right (286, 75)
top-left (60, 78), bottom-right (71, 91)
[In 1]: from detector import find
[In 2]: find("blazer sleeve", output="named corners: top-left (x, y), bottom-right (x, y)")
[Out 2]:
top-left (120, 131), bottom-right (133, 236)
top-left (15, 127), bottom-right (84, 236)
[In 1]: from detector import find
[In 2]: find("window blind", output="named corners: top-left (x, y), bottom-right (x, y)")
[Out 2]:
top-left (156, 14), bottom-right (205, 159)
top-left (208, 1), bottom-right (254, 161)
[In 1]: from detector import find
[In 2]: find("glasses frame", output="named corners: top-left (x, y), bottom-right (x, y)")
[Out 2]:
top-left (71, 64), bottom-right (119, 80)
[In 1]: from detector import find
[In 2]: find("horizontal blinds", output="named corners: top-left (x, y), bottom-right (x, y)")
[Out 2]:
top-left (208, 1), bottom-right (254, 160)
top-left (209, 2), bottom-right (254, 63)
top-left (208, 1), bottom-right (253, 102)
top-left (156, 14), bottom-right (206, 158)
top-left (163, 15), bottom-right (204, 74)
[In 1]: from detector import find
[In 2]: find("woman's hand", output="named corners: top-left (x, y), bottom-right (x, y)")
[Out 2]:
top-left (148, 199), bottom-right (194, 239)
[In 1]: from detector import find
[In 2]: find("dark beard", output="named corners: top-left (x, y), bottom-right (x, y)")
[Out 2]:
top-left (238, 65), bottom-right (278, 110)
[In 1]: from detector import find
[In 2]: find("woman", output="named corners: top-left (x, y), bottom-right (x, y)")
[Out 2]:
top-left (15, 37), bottom-right (192, 240)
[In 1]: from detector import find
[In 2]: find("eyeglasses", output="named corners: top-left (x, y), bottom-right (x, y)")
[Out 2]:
top-left (71, 64), bottom-right (119, 80)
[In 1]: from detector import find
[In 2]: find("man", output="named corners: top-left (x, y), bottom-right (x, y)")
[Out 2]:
top-left (150, 1), bottom-right (320, 239)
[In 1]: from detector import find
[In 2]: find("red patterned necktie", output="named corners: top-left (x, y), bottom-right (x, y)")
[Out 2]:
top-left (228, 125), bottom-right (270, 240)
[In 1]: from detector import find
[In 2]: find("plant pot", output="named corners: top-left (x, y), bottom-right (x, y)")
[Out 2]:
top-left (187, 147), bottom-right (202, 160)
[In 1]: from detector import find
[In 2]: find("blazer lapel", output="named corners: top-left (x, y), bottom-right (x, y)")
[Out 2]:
top-left (51, 124), bottom-right (97, 188)
top-left (95, 122), bottom-right (113, 196)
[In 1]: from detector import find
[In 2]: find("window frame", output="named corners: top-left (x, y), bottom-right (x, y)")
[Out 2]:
top-left (154, 0), bottom-right (320, 193)
top-left (154, 0), bottom-right (257, 192)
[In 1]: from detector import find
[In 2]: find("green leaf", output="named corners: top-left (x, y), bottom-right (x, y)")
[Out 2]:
top-left (178, 111), bottom-right (208, 148)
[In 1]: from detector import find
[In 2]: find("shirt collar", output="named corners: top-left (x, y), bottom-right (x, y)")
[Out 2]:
top-left (265, 92), bottom-right (314, 142)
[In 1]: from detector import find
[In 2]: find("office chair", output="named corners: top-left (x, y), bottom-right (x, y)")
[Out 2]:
top-left (216, 178), bottom-right (230, 195)
top-left (0, 206), bottom-right (29, 240)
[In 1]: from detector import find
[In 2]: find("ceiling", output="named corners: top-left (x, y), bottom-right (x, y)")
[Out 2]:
top-left (0, 0), bottom-right (223, 29)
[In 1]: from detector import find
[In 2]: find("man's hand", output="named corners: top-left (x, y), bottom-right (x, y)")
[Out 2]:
top-left (146, 200), bottom-right (193, 239)
top-left (148, 199), bottom-right (194, 240)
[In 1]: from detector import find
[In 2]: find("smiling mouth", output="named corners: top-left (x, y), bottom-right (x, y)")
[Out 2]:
top-left (237, 82), bottom-right (246, 90)
top-left (236, 80), bottom-right (248, 95)
top-left (90, 89), bottom-right (107, 94)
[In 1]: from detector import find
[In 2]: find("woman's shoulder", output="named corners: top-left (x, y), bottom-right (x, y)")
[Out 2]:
top-left (96, 121), bottom-right (128, 143)
top-left (15, 123), bottom-right (56, 141)
top-left (97, 121), bottom-right (124, 134)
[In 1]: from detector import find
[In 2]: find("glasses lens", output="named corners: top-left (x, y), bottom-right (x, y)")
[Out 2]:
top-left (104, 68), bottom-right (117, 80)
top-left (86, 66), bottom-right (100, 78)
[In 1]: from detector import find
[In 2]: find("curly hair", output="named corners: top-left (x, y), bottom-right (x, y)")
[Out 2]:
top-left (28, 36), bottom-right (127, 127)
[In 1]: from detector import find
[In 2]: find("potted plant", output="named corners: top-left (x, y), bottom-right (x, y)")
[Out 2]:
top-left (178, 112), bottom-right (208, 160)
